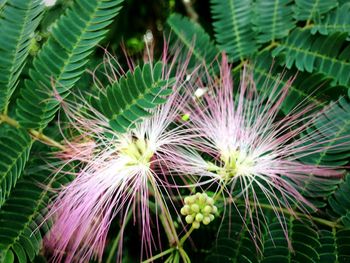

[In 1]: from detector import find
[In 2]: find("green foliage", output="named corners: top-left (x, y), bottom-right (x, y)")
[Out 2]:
top-left (15, 0), bottom-right (124, 130)
top-left (94, 62), bottom-right (175, 133)
top-left (261, 218), bottom-right (320, 263)
top-left (205, 208), bottom-right (263, 263)
top-left (296, 98), bottom-right (350, 207)
top-left (301, 97), bottom-right (350, 167)
top-left (0, 0), bottom-right (349, 262)
top-left (0, 128), bottom-right (32, 207)
top-left (253, 0), bottom-right (295, 43)
top-left (311, 3), bottom-right (350, 36)
top-left (251, 52), bottom-right (344, 114)
top-left (318, 229), bottom-right (350, 262)
top-left (205, 209), bottom-right (331, 263)
top-left (328, 174), bottom-right (350, 227)
top-left (273, 29), bottom-right (350, 86)
top-left (294, 0), bottom-right (338, 22)
top-left (0, 162), bottom-right (73, 263)
top-left (210, 0), bottom-right (257, 62)
top-left (0, 0), bottom-right (43, 112)
top-left (166, 13), bottom-right (218, 68)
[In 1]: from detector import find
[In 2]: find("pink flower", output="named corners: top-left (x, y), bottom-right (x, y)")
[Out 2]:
top-left (176, 55), bottom-right (345, 246)
top-left (44, 51), bottom-right (196, 263)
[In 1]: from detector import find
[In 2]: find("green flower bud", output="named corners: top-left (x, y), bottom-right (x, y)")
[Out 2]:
top-left (185, 215), bottom-right (194, 224)
top-left (199, 194), bottom-right (207, 203)
top-left (206, 197), bottom-right (214, 206)
top-left (195, 213), bottom-right (204, 222)
top-left (181, 192), bottom-right (217, 229)
top-left (184, 196), bottom-right (192, 204)
top-left (191, 204), bottom-right (200, 213)
top-left (203, 205), bottom-right (212, 214)
top-left (192, 221), bottom-right (200, 229)
top-left (180, 205), bottom-right (190, 216)
top-left (203, 216), bottom-right (211, 225)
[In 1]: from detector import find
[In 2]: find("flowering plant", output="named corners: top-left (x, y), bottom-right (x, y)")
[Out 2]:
top-left (0, 1), bottom-right (349, 263)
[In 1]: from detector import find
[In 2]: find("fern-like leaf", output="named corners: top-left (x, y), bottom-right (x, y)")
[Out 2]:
top-left (15, 0), bottom-right (124, 130)
top-left (210, 0), bottom-right (257, 62)
top-left (0, 127), bottom-right (32, 207)
top-left (273, 29), bottom-right (350, 86)
top-left (294, 0), bottom-right (338, 22)
top-left (317, 229), bottom-right (350, 262)
top-left (251, 52), bottom-right (345, 114)
top-left (261, 218), bottom-right (320, 263)
top-left (0, 0), bottom-right (44, 112)
top-left (166, 13), bottom-right (218, 69)
top-left (328, 174), bottom-right (350, 227)
top-left (205, 207), bottom-right (264, 263)
top-left (95, 62), bottom-right (175, 133)
top-left (0, 0), bottom-right (7, 17)
top-left (0, 163), bottom-right (73, 263)
top-left (253, 0), bottom-right (295, 43)
top-left (311, 3), bottom-right (350, 36)
top-left (300, 98), bottom-right (350, 167)
top-left (295, 98), bottom-right (350, 207)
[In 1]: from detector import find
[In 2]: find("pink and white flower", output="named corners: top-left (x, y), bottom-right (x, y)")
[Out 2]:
top-left (44, 51), bottom-right (196, 263)
top-left (175, 55), bottom-right (345, 245)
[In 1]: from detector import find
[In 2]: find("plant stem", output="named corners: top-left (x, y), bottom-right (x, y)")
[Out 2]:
top-left (29, 129), bottom-right (66, 150)
top-left (232, 60), bottom-right (246, 73)
top-left (0, 114), bottom-right (20, 128)
top-left (106, 210), bottom-right (133, 263)
top-left (142, 247), bottom-right (174, 263)
top-left (178, 247), bottom-right (191, 263)
top-left (182, 0), bottom-right (198, 22)
top-left (179, 226), bottom-right (194, 246)
top-left (0, 113), bottom-right (66, 150)
top-left (258, 41), bottom-right (279, 54)
top-left (148, 178), bottom-right (179, 246)
top-left (303, 23), bottom-right (314, 30)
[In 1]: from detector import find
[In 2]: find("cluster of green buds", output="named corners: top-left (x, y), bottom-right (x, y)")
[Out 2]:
top-left (180, 192), bottom-right (217, 229)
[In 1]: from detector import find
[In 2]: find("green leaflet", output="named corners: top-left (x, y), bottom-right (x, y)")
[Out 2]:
top-left (294, 0), bottom-right (338, 22)
top-left (0, 0), bottom-right (7, 14)
top-left (261, 218), bottom-right (320, 263)
top-left (210, 0), bottom-right (257, 62)
top-left (253, 0), bottom-right (295, 43)
top-left (318, 229), bottom-right (350, 262)
top-left (272, 29), bottom-right (350, 87)
top-left (0, 128), bottom-right (32, 207)
top-left (0, 0), bottom-right (124, 213)
top-left (0, 0), bottom-right (44, 112)
top-left (166, 13), bottom-right (218, 69)
top-left (0, 162), bottom-right (73, 263)
top-left (311, 3), bottom-right (350, 36)
top-left (328, 174), bottom-right (350, 227)
top-left (15, 0), bottom-right (125, 130)
top-left (95, 62), bottom-right (175, 133)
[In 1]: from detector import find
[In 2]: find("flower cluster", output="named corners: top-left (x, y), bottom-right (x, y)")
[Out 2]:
top-left (44, 50), bottom-right (347, 263)
top-left (180, 192), bottom-right (217, 229)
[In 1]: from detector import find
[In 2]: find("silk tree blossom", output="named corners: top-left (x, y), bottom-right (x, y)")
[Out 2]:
top-left (175, 55), bottom-right (346, 245)
top-left (44, 53), bottom-right (198, 263)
